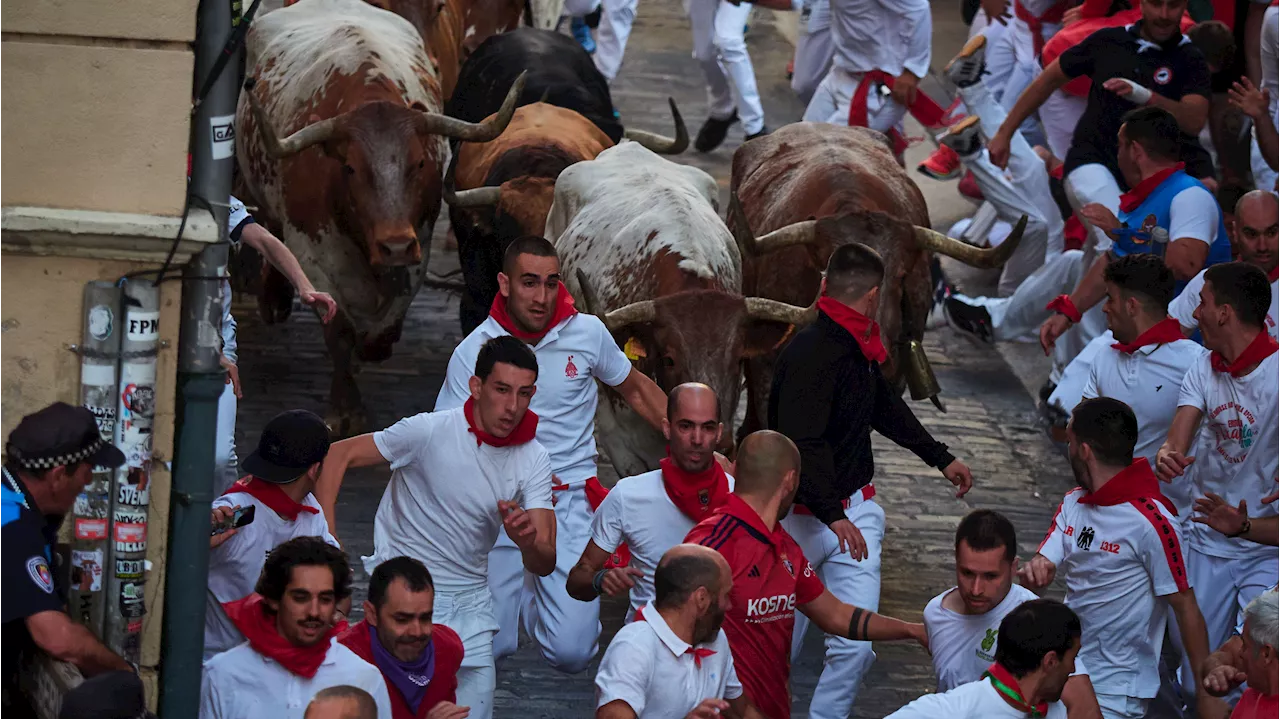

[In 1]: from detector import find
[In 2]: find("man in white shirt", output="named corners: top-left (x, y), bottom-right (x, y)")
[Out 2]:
top-left (435, 236), bottom-right (668, 674)
top-left (201, 537), bottom-right (393, 719)
top-left (1021, 397), bottom-right (1211, 719)
top-left (924, 510), bottom-right (1101, 718)
top-left (594, 543), bottom-right (766, 719)
top-left (316, 335), bottom-right (558, 719)
top-left (205, 409), bottom-right (342, 659)
top-left (1157, 261), bottom-right (1280, 709)
top-left (567, 383), bottom-right (734, 620)
top-left (890, 599), bottom-right (1080, 718)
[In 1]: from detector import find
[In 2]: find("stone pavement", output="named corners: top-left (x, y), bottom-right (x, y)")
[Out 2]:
top-left (231, 1), bottom-right (1075, 716)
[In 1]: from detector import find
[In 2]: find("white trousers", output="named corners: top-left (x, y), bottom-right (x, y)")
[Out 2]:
top-left (952, 249), bottom-right (1086, 342)
top-left (563, 0), bottom-right (600, 15)
top-left (804, 66), bottom-right (906, 134)
top-left (214, 380), bottom-right (239, 495)
top-left (986, 17), bottom-right (1055, 147)
top-left (439, 586), bottom-right (500, 719)
top-left (1065, 163), bottom-right (1121, 256)
top-left (593, 0), bottom-right (638, 81)
top-left (1043, 89), bottom-right (1087, 164)
top-left (1095, 693), bottom-right (1149, 719)
top-left (684, 0), bottom-right (764, 133)
top-left (792, 25), bottom-right (832, 105)
top-left (1047, 329), bottom-right (1111, 416)
top-left (782, 499), bottom-right (885, 719)
top-left (489, 484), bottom-right (600, 673)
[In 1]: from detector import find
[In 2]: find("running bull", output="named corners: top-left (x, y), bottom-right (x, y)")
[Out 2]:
top-left (547, 142), bottom-right (814, 478)
top-left (236, 0), bottom-right (524, 435)
top-left (728, 122), bottom-right (1025, 435)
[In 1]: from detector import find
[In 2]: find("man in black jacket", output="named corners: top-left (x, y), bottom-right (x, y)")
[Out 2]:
top-left (769, 242), bottom-right (973, 719)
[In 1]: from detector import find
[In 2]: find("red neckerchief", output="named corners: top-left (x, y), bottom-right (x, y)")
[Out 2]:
top-left (1268, 266), bottom-right (1278, 283)
top-left (659, 456), bottom-right (731, 522)
top-left (633, 606), bottom-right (717, 667)
top-left (1211, 329), bottom-right (1279, 377)
top-left (983, 663), bottom-right (1048, 717)
top-left (1111, 317), bottom-right (1186, 354)
top-left (817, 297), bottom-right (888, 363)
top-left (1119, 163), bottom-right (1186, 213)
top-left (222, 594), bottom-right (346, 679)
top-left (463, 398), bottom-right (538, 448)
top-left (488, 284), bottom-right (578, 344)
top-left (223, 476), bottom-right (319, 522)
top-left (1079, 458), bottom-right (1177, 515)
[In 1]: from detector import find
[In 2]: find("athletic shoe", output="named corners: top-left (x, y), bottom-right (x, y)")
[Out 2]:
top-left (958, 170), bottom-right (984, 200)
top-left (939, 115), bottom-right (983, 158)
top-left (917, 144), bottom-right (963, 181)
top-left (944, 296), bottom-right (995, 345)
top-left (945, 34), bottom-right (986, 89)
top-left (571, 17), bottom-right (596, 54)
top-left (695, 111), bottom-right (739, 153)
top-left (745, 126), bottom-right (770, 142)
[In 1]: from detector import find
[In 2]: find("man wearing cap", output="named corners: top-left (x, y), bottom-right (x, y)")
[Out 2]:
top-left (2, 402), bottom-right (132, 712)
top-left (204, 409), bottom-right (342, 659)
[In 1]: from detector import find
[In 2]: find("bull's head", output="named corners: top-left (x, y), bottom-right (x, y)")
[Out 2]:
top-left (245, 72), bottom-right (526, 267)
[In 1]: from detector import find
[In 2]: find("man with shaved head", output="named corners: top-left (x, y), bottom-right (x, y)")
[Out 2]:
top-left (684, 430), bottom-right (928, 719)
top-left (305, 686), bottom-right (379, 719)
top-left (595, 544), bottom-right (767, 718)
top-left (568, 383), bottom-right (735, 622)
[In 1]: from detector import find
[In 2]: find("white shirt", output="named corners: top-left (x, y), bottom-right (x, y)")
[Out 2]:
top-left (367, 406), bottom-right (554, 590)
top-left (591, 469), bottom-right (737, 620)
top-left (1038, 487), bottom-right (1189, 698)
top-left (1169, 270), bottom-right (1279, 340)
top-left (199, 638), bottom-right (393, 719)
top-left (222, 196), bottom-right (253, 362)
top-left (1177, 351), bottom-right (1280, 561)
top-left (595, 604), bottom-right (742, 718)
top-left (923, 584), bottom-right (1039, 692)
top-left (828, 0), bottom-right (932, 79)
top-left (1082, 338), bottom-right (1208, 519)
top-left (204, 491), bottom-right (339, 659)
top-left (435, 313), bottom-right (633, 485)
top-left (886, 676), bottom-right (1068, 719)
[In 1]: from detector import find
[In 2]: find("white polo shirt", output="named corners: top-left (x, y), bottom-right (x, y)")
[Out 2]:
top-left (1177, 351), bottom-right (1280, 561)
top-left (591, 469), bottom-right (737, 621)
top-left (595, 604), bottom-right (742, 718)
top-left (366, 406), bottom-right (554, 591)
top-left (435, 313), bottom-right (633, 485)
top-left (1169, 270), bottom-right (1279, 339)
top-left (204, 491), bottom-right (339, 659)
top-left (886, 676), bottom-right (1068, 719)
top-left (923, 584), bottom-right (1039, 692)
top-left (199, 638), bottom-right (393, 719)
top-left (1038, 487), bottom-right (1189, 698)
top-left (1082, 337), bottom-right (1207, 519)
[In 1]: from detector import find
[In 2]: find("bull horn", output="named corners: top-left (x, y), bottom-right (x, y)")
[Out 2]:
top-left (622, 98), bottom-right (689, 155)
top-left (416, 71), bottom-right (528, 142)
top-left (728, 193), bottom-right (818, 257)
top-left (444, 185), bottom-right (502, 207)
top-left (912, 214), bottom-right (1028, 269)
top-left (245, 77), bottom-right (343, 158)
top-left (574, 269), bottom-right (603, 315)
top-left (602, 299), bottom-right (657, 332)
top-left (743, 297), bottom-right (818, 327)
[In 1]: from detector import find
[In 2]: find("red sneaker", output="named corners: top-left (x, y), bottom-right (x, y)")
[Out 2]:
top-left (958, 170), bottom-right (985, 200)
top-left (917, 144), bottom-right (963, 181)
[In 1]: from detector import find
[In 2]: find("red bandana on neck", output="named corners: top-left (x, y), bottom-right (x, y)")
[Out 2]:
top-left (817, 297), bottom-right (888, 363)
top-left (1111, 317), bottom-right (1186, 354)
top-left (223, 476), bottom-right (319, 522)
top-left (634, 606), bottom-right (717, 667)
top-left (984, 663), bottom-right (1048, 717)
top-left (222, 594), bottom-right (345, 679)
top-left (1269, 267), bottom-right (1279, 283)
top-left (1119, 163), bottom-right (1185, 213)
top-left (489, 284), bottom-right (578, 344)
top-left (1210, 329), bottom-right (1279, 377)
top-left (659, 456), bottom-right (731, 522)
top-left (463, 397), bottom-right (539, 447)
top-left (1079, 458), bottom-right (1177, 515)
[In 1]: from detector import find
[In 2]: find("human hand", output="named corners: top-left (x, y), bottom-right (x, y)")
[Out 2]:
top-left (829, 519), bottom-right (868, 560)
top-left (1102, 78), bottom-right (1152, 105)
top-left (982, 0), bottom-right (1010, 24)
top-left (1039, 314), bottom-right (1074, 356)
top-left (210, 505), bottom-right (240, 549)
top-left (987, 131), bottom-right (1012, 169)
top-left (220, 355), bottom-right (243, 399)
top-left (426, 702), bottom-right (471, 719)
top-left (498, 500), bottom-right (537, 548)
top-left (300, 290), bottom-right (338, 324)
top-left (1079, 203), bottom-right (1120, 233)
top-left (685, 698), bottom-right (731, 718)
top-left (942, 459), bottom-right (973, 497)
top-left (1062, 5), bottom-right (1084, 25)
top-left (1155, 447), bottom-right (1195, 482)
top-left (600, 567), bottom-right (645, 596)
top-left (1229, 77), bottom-right (1271, 122)
top-left (892, 71), bottom-right (920, 108)
top-left (1192, 493), bottom-right (1250, 537)
top-left (1016, 553), bottom-right (1056, 590)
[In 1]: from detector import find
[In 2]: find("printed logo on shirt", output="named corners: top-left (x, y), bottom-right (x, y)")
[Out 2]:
top-left (1156, 385), bottom-right (1164, 392)
top-left (746, 593), bottom-right (796, 621)
top-left (565, 355), bottom-right (579, 378)
top-left (748, 565), bottom-right (761, 578)
top-left (27, 556), bottom-right (53, 594)
top-left (1207, 401), bottom-right (1258, 464)
top-left (1076, 526), bottom-right (1096, 550)
top-left (1153, 67), bottom-right (1172, 85)
top-left (782, 556), bottom-right (795, 577)
top-left (981, 628), bottom-right (997, 652)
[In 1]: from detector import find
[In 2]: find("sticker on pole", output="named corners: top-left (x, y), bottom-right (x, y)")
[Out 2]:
top-left (75, 518), bottom-right (108, 540)
top-left (211, 114), bottom-right (236, 160)
top-left (88, 305), bottom-right (114, 341)
top-left (71, 550), bottom-right (104, 592)
top-left (125, 311), bottom-right (160, 342)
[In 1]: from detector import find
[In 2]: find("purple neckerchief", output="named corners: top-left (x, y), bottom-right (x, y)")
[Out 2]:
top-left (368, 624), bottom-right (435, 714)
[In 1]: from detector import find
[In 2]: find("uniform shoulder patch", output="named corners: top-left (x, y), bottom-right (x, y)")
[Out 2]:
top-left (26, 555), bottom-right (53, 594)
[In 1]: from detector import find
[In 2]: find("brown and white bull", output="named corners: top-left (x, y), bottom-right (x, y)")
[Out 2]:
top-left (547, 141), bottom-right (814, 477)
top-left (236, 0), bottom-right (523, 434)
top-left (728, 122), bottom-right (1025, 436)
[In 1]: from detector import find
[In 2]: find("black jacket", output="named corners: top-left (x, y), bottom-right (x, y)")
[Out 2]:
top-left (768, 312), bottom-right (955, 526)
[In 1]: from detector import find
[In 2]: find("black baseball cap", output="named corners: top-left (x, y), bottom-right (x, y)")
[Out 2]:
top-left (59, 670), bottom-right (156, 719)
top-left (242, 410), bottom-right (331, 484)
top-left (6, 402), bottom-right (126, 472)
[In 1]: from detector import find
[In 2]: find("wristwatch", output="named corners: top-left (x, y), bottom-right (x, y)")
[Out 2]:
top-left (1228, 517), bottom-right (1252, 538)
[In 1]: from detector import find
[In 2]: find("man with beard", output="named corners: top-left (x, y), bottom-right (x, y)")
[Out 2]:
top-left (1021, 398), bottom-right (1210, 719)
top-left (433, 236), bottom-right (668, 676)
top-left (685, 430), bottom-right (928, 719)
top-left (888, 599), bottom-right (1081, 718)
top-left (200, 537), bottom-right (392, 719)
top-left (923, 510), bottom-right (1101, 719)
top-left (567, 383), bottom-right (734, 620)
top-left (339, 557), bottom-right (467, 719)
top-left (594, 544), bottom-right (766, 718)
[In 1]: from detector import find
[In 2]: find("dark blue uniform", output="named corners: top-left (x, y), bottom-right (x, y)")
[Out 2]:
top-left (2, 469), bottom-right (65, 699)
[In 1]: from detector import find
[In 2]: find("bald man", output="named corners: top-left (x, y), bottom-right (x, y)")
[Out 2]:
top-left (568, 384), bottom-right (735, 622)
top-left (684, 431), bottom-right (928, 719)
top-left (304, 686), bottom-right (379, 719)
top-left (595, 544), bottom-right (766, 718)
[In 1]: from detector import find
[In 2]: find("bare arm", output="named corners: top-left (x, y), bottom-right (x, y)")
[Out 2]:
top-left (1067, 252), bottom-right (1111, 316)
top-left (503, 505), bottom-right (556, 576)
top-left (1144, 92), bottom-right (1211, 137)
top-left (613, 368), bottom-right (667, 433)
top-left (27, 611), bottom-right (132, 676)
top-left (799, 590), bottom-right (928, 646)
top-left (315, 434), bottom-right (389, 536)
top-left (1061, 674), bottom-right (1103, 719)
top-left (239, 223), bottom-right (338, 323)
top-left (1164, 239), bottom-right (1210, 282)
top-left (1246, 2), bottom-right (1268, 86)
top-left (1231, 76), bottom-right (1280, 173)
top-left (596, 700), bottom-right (638, 719)
top-left (990, 60), bottom-right (1071, 166)
top-left (1168, 588), bottom-right (1211, 699)
top-left (1156, 405), bottom-right (1204, 482)
top-left (567, 540), bottom-right (643, 602)
top-left (725, 694), bottom-right (769, 719)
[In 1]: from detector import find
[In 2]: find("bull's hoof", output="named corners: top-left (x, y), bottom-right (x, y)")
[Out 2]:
top-left (324, 408), bottom-right (368, 439)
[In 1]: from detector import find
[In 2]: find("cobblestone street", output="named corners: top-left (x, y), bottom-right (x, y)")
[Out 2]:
top-left (231, 1), bottom-right (1078, 715)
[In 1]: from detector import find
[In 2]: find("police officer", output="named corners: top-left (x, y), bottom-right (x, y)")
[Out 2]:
top-left (2, 402), bottom-right (132, 711)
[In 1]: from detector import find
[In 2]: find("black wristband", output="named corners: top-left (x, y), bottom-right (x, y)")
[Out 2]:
top-left (592, 568), bottom-right (608, 595)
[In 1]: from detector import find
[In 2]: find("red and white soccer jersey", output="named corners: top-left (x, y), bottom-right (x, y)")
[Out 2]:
top-left (1037, 467), bottom-right (1190, 699)
top-left (685, 495), bottom-right (825, 719)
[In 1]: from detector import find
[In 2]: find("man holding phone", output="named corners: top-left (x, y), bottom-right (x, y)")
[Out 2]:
top-left (203, 409), bottom-right (342, 659)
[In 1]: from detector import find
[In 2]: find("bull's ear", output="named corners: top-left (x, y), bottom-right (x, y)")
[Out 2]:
top-left (743, 320), bottom-right (795, 359)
